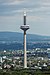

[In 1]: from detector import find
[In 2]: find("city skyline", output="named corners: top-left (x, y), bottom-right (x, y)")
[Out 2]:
top-left (0, 0), bottom-right (50, 36)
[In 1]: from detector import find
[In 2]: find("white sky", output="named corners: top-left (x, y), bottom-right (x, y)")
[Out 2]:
top-left (0, 0), bottom-right (50, 36)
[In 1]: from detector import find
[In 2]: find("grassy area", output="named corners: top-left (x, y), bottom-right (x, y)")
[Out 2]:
top-left (0, 68), bottom-right (50, 75)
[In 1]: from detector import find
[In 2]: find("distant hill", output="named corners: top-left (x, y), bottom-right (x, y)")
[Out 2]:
top-left (0, 32), bottom-right (23, 41)
top-left (0, 32), bottom-right (50, 50)
top-left (0, 32), bottom-right (50, 42)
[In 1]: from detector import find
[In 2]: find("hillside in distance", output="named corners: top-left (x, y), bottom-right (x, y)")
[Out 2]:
top-left (0, 32), bottom-right (50, 50)
top-left (0, 32), bottom-right (50, 42)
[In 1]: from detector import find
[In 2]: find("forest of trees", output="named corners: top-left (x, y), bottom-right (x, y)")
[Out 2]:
top-left (0, 68), bottom-right (50, 75)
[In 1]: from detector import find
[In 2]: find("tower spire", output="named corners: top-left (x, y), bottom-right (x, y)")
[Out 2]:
top-left (24, 11), bottom-right (26, 25)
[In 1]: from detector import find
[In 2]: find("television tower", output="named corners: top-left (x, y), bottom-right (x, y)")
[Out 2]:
top-left (20, 11), bottom-right (29, 68)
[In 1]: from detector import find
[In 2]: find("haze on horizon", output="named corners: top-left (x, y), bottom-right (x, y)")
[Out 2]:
top-left (0, 0), bottom-right (50, 36)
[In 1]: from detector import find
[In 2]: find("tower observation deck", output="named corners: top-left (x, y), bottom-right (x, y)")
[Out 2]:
top-left (20, 11), bottom-right (29, 68)
top-left (20, 12), bottom-right (29, 31)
